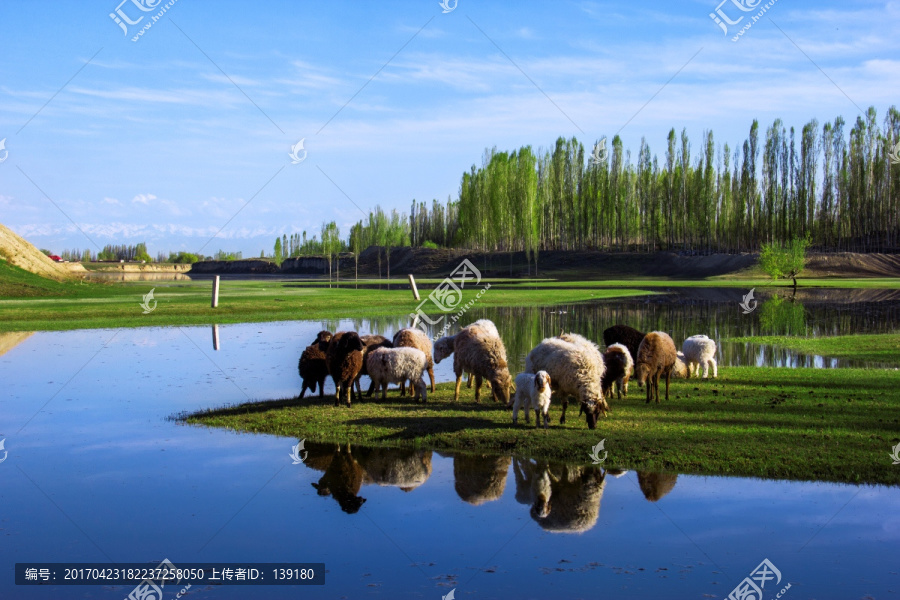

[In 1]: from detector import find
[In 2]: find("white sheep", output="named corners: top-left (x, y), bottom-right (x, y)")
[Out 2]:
top-left (682, 334), bottom-right (718, 378)
top-left (525, 335), bottom-right (608, 429)
top-left (365, 347), bottom-right (428, 402)
top-left (512, 371), bottom-right (552, 428)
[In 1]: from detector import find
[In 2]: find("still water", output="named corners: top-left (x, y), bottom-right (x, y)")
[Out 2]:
top-left (1, 290), bottom-right (898, 599)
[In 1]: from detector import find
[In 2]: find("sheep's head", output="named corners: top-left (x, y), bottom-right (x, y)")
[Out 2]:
top-left (578, 390), bottom-right (610, 429)
top-left (493, 369), bottom-right (512, 405)
top-left (634, 363), bottom-right (651, 387)
top-left (340, 332), bottom-right (364, 353)
top-left (433, 336), bottom-right (454, 364)
top-left (534, 371), bottom-right (551, 393)
top-left (314, 330), bottom-right (333, 345)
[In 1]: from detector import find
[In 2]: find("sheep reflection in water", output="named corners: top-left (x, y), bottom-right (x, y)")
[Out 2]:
top-left (453, 454), bottom-right (511, 505)
top-left (637, 472), bottom-right (678, 502)
top-left (512, 459), bottom-right (607, 533)
top-left (304, 442), bottom-right (435, 513)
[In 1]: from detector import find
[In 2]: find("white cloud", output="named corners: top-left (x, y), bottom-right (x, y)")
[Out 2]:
top-left (132, 194), bottom-right (157, 205)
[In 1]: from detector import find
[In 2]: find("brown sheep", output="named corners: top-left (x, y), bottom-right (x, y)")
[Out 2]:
top-left (453, 454), bottom-right (511, 505)
top-left (600, 343), bottom-right (633, 400)
top-left (633, 331), bottom-right (677, 404)
top-left (297, 330), bottom-right (332, 399)
top-left (355, 334), bottom-right (393, 398)
top-left (392, 328), bottom-right (435, 394)
top-left (325, 331), bottom-right (365, 407)
top-left (602, 324), bottom-right (645, 364)
top-left (449, 325), bottom-right (511, 404)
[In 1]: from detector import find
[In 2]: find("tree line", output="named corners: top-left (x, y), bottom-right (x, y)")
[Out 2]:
top-left (343, 105), bottom-right (898, 273)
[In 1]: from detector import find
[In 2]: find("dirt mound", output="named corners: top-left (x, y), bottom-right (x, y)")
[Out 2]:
top-left (804, 253), bottom-right (900, 277)
top-left (0, 223), bottom-right (84, 280)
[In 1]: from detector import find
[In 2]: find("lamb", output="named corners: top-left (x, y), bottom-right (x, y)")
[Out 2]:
top-left (525, 334), bottom-right (608, 429)
top-left (682, 334), bottom-right (718, 378)
top-left (600, 343), bottom-right (633, 400)
top-left (392, 328), bottom-right (435, 394)
top-left (365, 346), bottom-right (428, 403)
top-left (444, 324), bottom-right (512, 404)
top-left (325, 331), bottom-right (365, 407)
top-left (297, 330), bottom-right (332, 399)
top-left (634, 331), bottom-right (678, 404)
top-left (355, 334), bottom-right (393, 398)
top-left (602, 324), bottom-right (646, 365)
top-left (511, 371), bottom-right (552, 428)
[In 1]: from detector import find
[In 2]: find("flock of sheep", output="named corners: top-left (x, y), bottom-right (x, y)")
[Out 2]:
top-left (297, 319), bottom-right (718, 430)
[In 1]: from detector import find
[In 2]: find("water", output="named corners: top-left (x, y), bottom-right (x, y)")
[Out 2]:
top-left (1, 290), bottom-right (899, 598)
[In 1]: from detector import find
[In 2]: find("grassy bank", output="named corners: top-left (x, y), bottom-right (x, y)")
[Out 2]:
top-left (187, 366), bottom-right (900, 486)
top-left (0, 275), bottom-right (653, 332)
top-left (728, 333), bottom-right (900, 366)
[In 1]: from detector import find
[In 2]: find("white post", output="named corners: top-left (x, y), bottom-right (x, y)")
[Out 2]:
top-left (211, 275), bottom-right (220, 308)
top-left (212, 324), bottom-right (220, 351)
top-left (408, 274), bottom-right (420, 301)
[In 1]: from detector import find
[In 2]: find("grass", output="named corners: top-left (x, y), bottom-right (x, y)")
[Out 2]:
top-left (728, 333), bottom-right (900, 366)
top-left (186, 366), bottom-right (900, 486)
top-left (0, 276), bottom-right (654, 332)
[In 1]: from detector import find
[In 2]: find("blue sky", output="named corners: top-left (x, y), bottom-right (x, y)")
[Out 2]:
top-left (0, 0), bottom-right (897, 257)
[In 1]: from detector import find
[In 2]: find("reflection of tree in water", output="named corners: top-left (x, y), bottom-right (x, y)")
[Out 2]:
top-left (758, 294), bottom-right (807, 337)
top-left (637, 472), bottom-right (678, 502)
top-left (512, 458), bottom-right (606, 533)
top-left (453, 454), bottom-right (511, 505)
top-left (317, 288), bottom-right (900, 371)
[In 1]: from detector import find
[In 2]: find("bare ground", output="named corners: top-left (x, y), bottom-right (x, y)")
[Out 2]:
top-left (0, 223), bottom-right (84, 280)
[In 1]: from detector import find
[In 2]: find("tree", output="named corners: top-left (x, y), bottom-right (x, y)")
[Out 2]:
top-left (759, 235), bottom-right (809, 289)
top-left (274, 237), bottom-right (283, 265)
top-left (320, 221), bottom-right (340, 283)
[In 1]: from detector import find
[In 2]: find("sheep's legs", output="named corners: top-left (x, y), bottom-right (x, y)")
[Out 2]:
top-left (466, 372), bottom-right (474, 388)
top-left (559, 398), bottom-right (568, 424)
top-left (428, 368), bottom-right (436, 393)
top-left (539, 409), bottom-right (548, 429)
top-left (512, 399), bottom-right (520, 424)
top-left (318, 378), bottom-right (326, 398)
top-left (299, 383), bottom-right (310, 399)
top-left (474, 374), bottom-right (483, 403)
top-left (664, 371), bottom-right (671, 402)
top-left (709, 358), bottom-right (718, 378)
top-left (380, 383), bottom-right (388, 400)
top-left (453, 374), bottom-right (463, 402)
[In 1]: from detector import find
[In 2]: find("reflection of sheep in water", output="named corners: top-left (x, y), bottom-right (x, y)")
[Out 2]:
top-left (453, 454), bottom-right (511, 505)
top-left (513, 458), bottom-right (554, 519)
top-left (325, 331), bottom-right (365, 407)
top-left (600, 343), bottom-right (633, 400)
top-left (309, 443), bottom-right (367, 514)
top-left (525, 334), bottom-right (608, 429)
top-left (437, 324), bottom-right (512, 404)
top-left (297, 330), bottom-right (332, 399)
top-left (392, 328), bottom-right (435, 394)
top-left (637, 472), bottom-right (678, 502)
top-left (355, 334), bottom-right (393, 397)
top-left (531, 464), bottom-right (606, 533)
top-left (356, 448), bottom-right (433, 492)
top-left (365, 347), bottom-right (428, 403)
top-left (634, 331), bottom-right (678, 404)
top-left (682, 334), bottom-right (718, 378)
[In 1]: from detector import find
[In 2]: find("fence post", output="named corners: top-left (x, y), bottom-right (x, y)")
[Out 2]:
top-left (408, 274), bottom-right (420, 301)
top-left (211, 275), bottom-right (220, 308)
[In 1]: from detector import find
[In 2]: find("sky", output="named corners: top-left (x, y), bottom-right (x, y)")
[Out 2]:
top-left (0, 0), bottom-right (898, 257)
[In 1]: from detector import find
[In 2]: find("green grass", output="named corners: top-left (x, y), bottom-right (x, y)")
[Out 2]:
top-left (0, 260), bottom-right (78, 298)
top-left (187, 366), bottom-right (900, 486)
top-left (0, 277), bottom-right (654, 332)
top-left (728, 333), bottom-right (900, 366)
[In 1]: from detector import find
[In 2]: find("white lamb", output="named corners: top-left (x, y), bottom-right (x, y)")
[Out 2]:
top-left (512, 371), bottom-right (552, 428)
top-left (365, 347), bottom-right (428, 402)
top-left (682, 334), bottom-right (718, 378)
